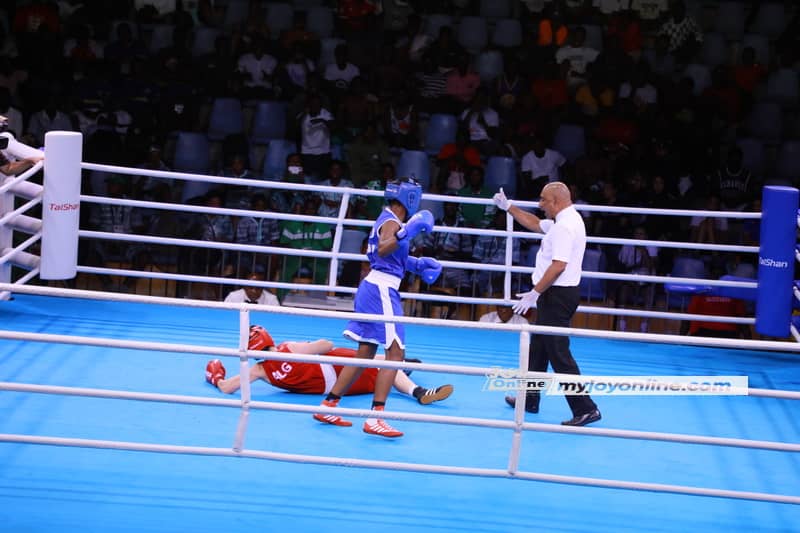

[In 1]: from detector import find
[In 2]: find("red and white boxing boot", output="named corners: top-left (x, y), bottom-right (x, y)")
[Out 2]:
top-left (313, 399), bottom-right (352, 427)
top-left (205, 359), bottom-right (226, 387)
top-left (363, 406), bottom-right (403, 438)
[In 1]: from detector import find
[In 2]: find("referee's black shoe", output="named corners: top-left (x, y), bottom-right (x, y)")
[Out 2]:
top-left (561, 409), bottom-right (601, 426)
top-left (504, 395), bottom-right (539, 413)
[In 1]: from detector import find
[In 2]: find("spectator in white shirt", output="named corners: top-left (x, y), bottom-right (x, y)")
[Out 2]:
top-left (555, 27), bottom-right (599, 88)
top-left (299, 92), bottom-right (335, 181)
top-left (614, 225), bottom-right (658, 332)
top-left (479, 304), bottom-right (529, 325)
top-left (324, 44), bottom-right (360, 92)
top-left (27, 93), bottom-right (74, 146)
top-left (520, 136), bottom-right (566, 200)
top-left (237, 37), bottom-right (278, 99)
top-left (459, 89), bottom-right (500, 157)
top-left (224, 271), bottom-right (280, 305)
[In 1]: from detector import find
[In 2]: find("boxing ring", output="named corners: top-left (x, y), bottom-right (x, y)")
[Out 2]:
top-left (1, 132), bottom-right (800, 531)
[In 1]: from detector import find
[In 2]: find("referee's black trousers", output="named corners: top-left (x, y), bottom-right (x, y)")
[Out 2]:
top-left (527, 285), bottom-right (597, 416)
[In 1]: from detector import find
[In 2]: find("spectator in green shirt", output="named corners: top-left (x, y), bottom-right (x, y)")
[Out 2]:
top-left (458, 166), bottom-right (496, 228)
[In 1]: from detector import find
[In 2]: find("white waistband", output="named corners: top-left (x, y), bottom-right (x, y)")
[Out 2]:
top-left (365, 270), bottom-right (401, 291)
top-left (320, 363), bottom-right (337, 394)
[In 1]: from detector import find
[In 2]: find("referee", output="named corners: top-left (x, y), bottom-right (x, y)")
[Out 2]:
top-left (493, 182), bottom-right (601, 426)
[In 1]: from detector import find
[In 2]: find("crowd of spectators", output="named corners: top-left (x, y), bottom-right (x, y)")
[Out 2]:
top-left (2, 0), bottom-right (791, 333)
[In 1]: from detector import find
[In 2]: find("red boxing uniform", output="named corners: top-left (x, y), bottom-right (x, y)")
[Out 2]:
top-left (260, 342), bottom-right (378, 395)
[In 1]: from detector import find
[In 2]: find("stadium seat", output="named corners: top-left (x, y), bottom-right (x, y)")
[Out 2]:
top-left (741, 34), bottom-right (770, 65)
top-left (751, 3), bottom-right (786, 41)
top-left (714, 2), bottom-right (746, 40)
top-left (207, 97), bottom-right (245, 141)
top-left (419, 197), bottom-right (443, 223)
top-left (192, 26), bottom-right (220, 57)
top-left (664, 256), bottom-right (710, 309)
top-left (475, 50), bottom-right (503, 83)
top-left (424, 114), bottom-right (458, 156)
top-left (581, 24), bottom-right (604, 52)
top-left (552, 124), bottom-right (587, 164)
top-left (491, 18), bottom-right (523, 48)
top-left (736, 137), bottom-right (766, 175)
top-left (223, 0), bottom-right (250, 30)
top-left (396, 150), bottom-right (432, 191)
top-left (306, 6), bottom-right (334, 38)
top-left (250, 101), bottom-right (288, 144)
top-left (485, 157), bottom-right (517, 197)
top-left (318, 37), bottom-right (345, 68)
top-left (579, 248), bottom-right (607, 301)
top-left (457, 16), bottom-right (488, 53)
top-left (712, 275), bottom-right (757, 302)
top-left (776, 140), bottom-right (800, 181)
top-left (148, 24), bottom-right (174, 53)
top-left (480, 0), bottom-right (511, 19)
top-left (766, 68), bottom-right (799, 109)
top-left (747, 101), bottom-right (782, 143)
top-left (699, 32), bottom-right (729, 67)
top-left (261, 139), bottom-right (297, 181)
top-left (266, 3), bottom-right (294, 36)
top-left (683, 63), bottom-right (711, 95)
top-left (425, 14), bottom-right (454, 38)
top-left (173, 131), bottom-right (211, 173)
top-left (339, 229), bottom-right (368, 254)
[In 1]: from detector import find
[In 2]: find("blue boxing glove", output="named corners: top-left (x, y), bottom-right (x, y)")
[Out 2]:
top-left (405, 256), bottom-right (442, 284)
top-left (396, 210), bottom-right (434, 241)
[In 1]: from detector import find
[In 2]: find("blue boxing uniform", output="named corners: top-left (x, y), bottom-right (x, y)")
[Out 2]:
top-left (344, 207), bottom-right (409, 349)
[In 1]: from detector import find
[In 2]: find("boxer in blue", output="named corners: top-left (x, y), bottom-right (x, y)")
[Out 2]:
top-left (313, 177), bottom-right (442, 437)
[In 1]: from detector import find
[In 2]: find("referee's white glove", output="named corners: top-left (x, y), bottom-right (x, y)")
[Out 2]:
top-left (493, 187), bottom-right (511, 211)
top-left (512, 289), bottom-right (540, 315)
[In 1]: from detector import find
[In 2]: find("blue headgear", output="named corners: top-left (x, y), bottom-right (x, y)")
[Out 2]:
top-left (385, 177), bottom-right (422, 218)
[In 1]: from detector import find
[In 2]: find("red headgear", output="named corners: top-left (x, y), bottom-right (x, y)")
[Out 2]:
top-left (249, 325), bottom-right (275, 351)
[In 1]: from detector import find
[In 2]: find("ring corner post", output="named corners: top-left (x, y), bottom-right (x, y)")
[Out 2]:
top-left (40, 131), bottom-right (83, 281)
top-left (756, 185), bottom-right (799, 337)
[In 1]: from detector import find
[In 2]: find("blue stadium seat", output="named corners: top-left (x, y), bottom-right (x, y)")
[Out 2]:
top-left (148, 24), bottom-right (174, 53)
top-left (491, 18), bottom-right (522, 48)
top-left (223, 0), bottom-right (250, 30)
top-left (318, 37), bottom-right (345, 68)
top-left (747, 101), bottom-right (782, 143)
top-left (475, 50), bottom-right (504, 83)
top-left (207, 97), bottom-right (244, 141)
top-left (714, 2), bottom-right (746, 40)
top-left (579, 248), bottom-right (607, 301)
top-left (424, 114), bottom-right (458, 156)
top-left (192, 26), bottom-right (220, 57)
top-left (485, 157), bottom-right (517, 197)
top-left (711, 275), bottom-right (757, 302)
top-left (766, 68), bottom-right (799, 109)
top-left (776, 140), bottom-right (800, 181)
top-left (339, 229), bottom-right (368, 254)
top-left (266, 2), bottom-right (294, 36)
top-left (741, 34), bottom-right (770, 65)
top-left (552, 124), bottom-right (586, 163)
top-left (751, 3), bottom-right (786, 41)
top-left (173, 131), bottom-right (211, 173)
top-left (425, 14), bottom-right (454, 38)
top-left (581, 24), bottom-right (604, 51)
top-left (457, 16), bottom-right (488, 53)
top-left (683, 63), bottom-right (711, 95)
top-left (396, 150), bottom-right (431, 191)
top-left (736, 137), bottom-right (765, 175)
top-left (250, 101), bottom-right (288, 145)
top-left (480, 0), bottom-right (511, 19)
top-left (306, 6), bottom-right (334, 38)
top-left (261, 139), bottom-right (297, 181)
top-left (664, 256), bottom-right (710, 309)
top-left (699, 32), bottom-right (729, 67)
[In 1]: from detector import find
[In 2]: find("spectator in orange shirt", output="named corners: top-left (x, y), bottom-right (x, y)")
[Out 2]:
top-left (436, 128), bottom-right (482, 193)
top-left (733, 47), bottom-right (767, 94)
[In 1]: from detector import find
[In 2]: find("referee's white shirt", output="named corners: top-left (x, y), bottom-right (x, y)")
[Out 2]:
top-left (532, 204), bottom-right (586, 287)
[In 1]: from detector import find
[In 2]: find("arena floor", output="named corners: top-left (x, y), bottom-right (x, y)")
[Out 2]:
top-left (1, 294), bottom-right (799, 532)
